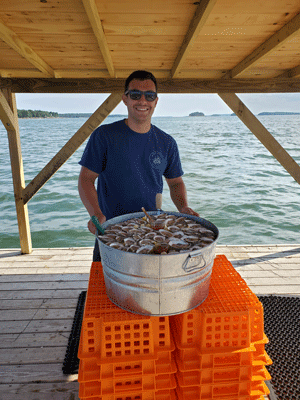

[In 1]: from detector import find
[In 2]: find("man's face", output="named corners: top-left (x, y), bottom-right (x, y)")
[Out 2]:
top-left (122, 79), bottom-right (158, 126)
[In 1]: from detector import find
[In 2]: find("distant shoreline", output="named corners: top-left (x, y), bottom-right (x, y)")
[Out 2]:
top-left (189, 111), bottom-right (300, 117)
top-left (17, 110), bottom-right (300, 119)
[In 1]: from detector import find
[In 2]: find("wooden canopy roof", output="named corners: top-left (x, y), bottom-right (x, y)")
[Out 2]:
top-left (1, 0), bottom-right (300, 93)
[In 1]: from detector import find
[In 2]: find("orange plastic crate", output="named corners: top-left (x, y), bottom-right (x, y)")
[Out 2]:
top-left (171, 309), bottom-right (251, 352)
top-left (78, 315), bottom-right (174, 363)
top-left (175, 344), bottom-right (256, 372)
top-left (176, 380), bottom-right (270, 400)
top-left (78, 389), bottom-right (177, 400)
top-left (79, 358), bottom-right (156, 383)
top-left (170, 255), bottom-right (264, 352)
top-left (79, 373), bottom-right (176, 398)
top-left (78, 263), bottom-right (173, 363)
top-left (177, 364), bottom-right (271, 387)
top-left (78, 352), bottom-right (177, 383)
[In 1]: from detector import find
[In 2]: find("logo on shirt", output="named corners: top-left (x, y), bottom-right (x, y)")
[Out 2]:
top-left (149, 151), bottom-right (163, 169)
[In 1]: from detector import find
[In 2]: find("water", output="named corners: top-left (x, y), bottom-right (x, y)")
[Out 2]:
top-left (1, 115), bottom-right (299, 248)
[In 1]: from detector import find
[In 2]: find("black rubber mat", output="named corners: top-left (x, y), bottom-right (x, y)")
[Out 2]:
top-left (258, 295), bottom-right (300, 400)
top-left (63, 292), bottom-right (300, 400)
top-left (62, 290), bottom-right (86, 375)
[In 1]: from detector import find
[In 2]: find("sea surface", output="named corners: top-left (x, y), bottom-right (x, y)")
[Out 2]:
top-left (1, 114), bottom-right (299, 249)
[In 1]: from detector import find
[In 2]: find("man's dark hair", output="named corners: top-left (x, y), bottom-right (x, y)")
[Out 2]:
top-left (125, 70), bottom-right (157, 93)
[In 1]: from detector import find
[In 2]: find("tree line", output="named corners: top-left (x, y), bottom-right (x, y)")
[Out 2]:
top-left (17, 109), bottom-right (59, 118)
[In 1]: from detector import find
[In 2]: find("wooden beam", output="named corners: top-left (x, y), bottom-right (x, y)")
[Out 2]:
top-left (0, 88), bottom-right (32, 253)
top-left (2, 77), bottom-right (300, 94)
top-left (171, 0), bottom-right (217, 78)
top-left (218, 93), bottom-right (300, 185)
top-left (227, 12), bottom-right (300, 78)
top-left (82, 0), bottom-right (115, 77)
top-left (277, 64), bottom-right (300, 79)
top-left (22, 93), bottom-right (122, 204)
top-left (0, 89), bottom-right (18, 132)
top-left (0, 18), bottom-right (55, 78)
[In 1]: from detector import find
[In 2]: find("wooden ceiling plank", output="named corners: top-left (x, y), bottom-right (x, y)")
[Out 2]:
top-left (171, 0), bottom-right (218, 78)
top-left (228, 12), bottom-right (300, 78)
top-left (0, 18), bottom-right (55, 78)
top-left (82, 0), bottom-right (115, 77)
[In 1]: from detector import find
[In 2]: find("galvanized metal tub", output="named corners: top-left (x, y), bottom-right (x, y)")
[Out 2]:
top-left (97, 211), bottom-right (219, 316)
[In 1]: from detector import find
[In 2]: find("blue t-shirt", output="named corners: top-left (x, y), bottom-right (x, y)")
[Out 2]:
top-left (79, 119), bottom-right (183, 220)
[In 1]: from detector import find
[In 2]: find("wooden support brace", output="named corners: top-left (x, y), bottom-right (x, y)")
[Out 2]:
top-left (22, 92), bottom-right (123, 204)
top-left (0, 88), bottom-right (32, 253)
top-left (218, 93), bottom-right (300, 185)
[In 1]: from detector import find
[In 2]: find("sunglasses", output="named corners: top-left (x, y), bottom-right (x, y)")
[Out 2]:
top-left (125, 90), bottom-right (157, 102)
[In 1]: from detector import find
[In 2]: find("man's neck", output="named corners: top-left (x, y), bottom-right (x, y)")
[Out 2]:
top-left (125, 118), bottom-right (151, 134)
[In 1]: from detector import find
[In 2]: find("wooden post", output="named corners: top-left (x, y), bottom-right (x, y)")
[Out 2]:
top-left (23, 92), bottom-right (123, 204)
top-left (218, 93), bottom-right (300, 185)
top-left (0, 88), bottom-right (32, 253)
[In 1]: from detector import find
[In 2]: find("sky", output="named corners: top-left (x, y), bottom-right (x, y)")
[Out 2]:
top-left (15, 92), bottom-right (300, 117)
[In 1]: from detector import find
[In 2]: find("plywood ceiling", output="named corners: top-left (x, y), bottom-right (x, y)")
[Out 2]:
top-left (0, 0), bottom-right (300, 92)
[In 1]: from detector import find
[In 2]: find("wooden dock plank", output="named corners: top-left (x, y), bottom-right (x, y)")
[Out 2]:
top-left (0, 298), bottom-right (79, 310)
top-left (0, 332), bottom-right (69, 349)
top-left (0, 382), bottom-right (79, 400)
top-left (0, 288), bottom-right (85, 300)
top-left (0, 363), bottom-right (78, 384)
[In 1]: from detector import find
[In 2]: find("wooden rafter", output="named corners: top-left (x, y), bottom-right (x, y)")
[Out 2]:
top-left (0, 89), bottom-right (18, 131)
top-left (277, 64), bottom-right (300, 79)
top-left (218, 93), bottom-right (300, 185)
top-left (82, 0), bottom-right (115, 78)
top-left (171, 0), bottom-right (217, 78)
top-left (22, 93), bottom-right (122, 204)
top-left (227, 12), bottom-right (300, 79)
top-left (0, 18), bottom-right (55, 78)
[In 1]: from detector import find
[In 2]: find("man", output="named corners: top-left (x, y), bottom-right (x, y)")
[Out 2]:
top-left (78, 70), bottom-right (199, 260)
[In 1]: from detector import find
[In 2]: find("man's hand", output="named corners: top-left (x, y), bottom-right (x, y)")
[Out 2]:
top-left (179, 206), bottom-right (200, 217)
top-left (166, 176), bottom-right (199, 217)
top-left (88, 213), bottom-right (106, 235)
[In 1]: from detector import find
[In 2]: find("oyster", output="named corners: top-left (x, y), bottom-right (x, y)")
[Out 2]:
top-left (109, 242), bottom-right (125, 250)
top-left (136, 245), bottom-right (153, 254)
top-left (184, 235), bottom-right (200, 243)
top-left (124, 237), bottom-right (136, 247)
top-left (139, 238), bottom-right (154, 246)
top-left (169, 238), bottom-right (190, 250)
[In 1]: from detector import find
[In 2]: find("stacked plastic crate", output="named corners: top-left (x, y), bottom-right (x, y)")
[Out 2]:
top-left (78, 262), bottom-right (177, 400)
top-left (170, 254), bottom-right (272, 400)
top-left (78, 255), bottom-right (271, 399)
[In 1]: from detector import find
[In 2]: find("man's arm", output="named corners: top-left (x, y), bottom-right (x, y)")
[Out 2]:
top-left (78, 166), bottom-right (106, 234)
top-left (166, 176), bottom-right (199, 217)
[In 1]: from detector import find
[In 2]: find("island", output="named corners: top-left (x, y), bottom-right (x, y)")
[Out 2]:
top-left (189, 112), bottom-right (205, 117)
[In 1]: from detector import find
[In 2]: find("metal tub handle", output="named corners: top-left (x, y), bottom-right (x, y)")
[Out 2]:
top-left (183, 253), bottom-right (206, 273)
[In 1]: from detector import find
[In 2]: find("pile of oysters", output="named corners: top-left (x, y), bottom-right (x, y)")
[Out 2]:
top-left (98, 213), bottom-right (216, 255)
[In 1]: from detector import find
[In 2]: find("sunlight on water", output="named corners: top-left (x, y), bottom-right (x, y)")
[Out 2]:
top-left (1, 115), bottom-right (299, 248)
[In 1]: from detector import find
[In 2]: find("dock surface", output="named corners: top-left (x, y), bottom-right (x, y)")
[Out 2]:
top-left (0, 244), bottom-right (299, 399)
